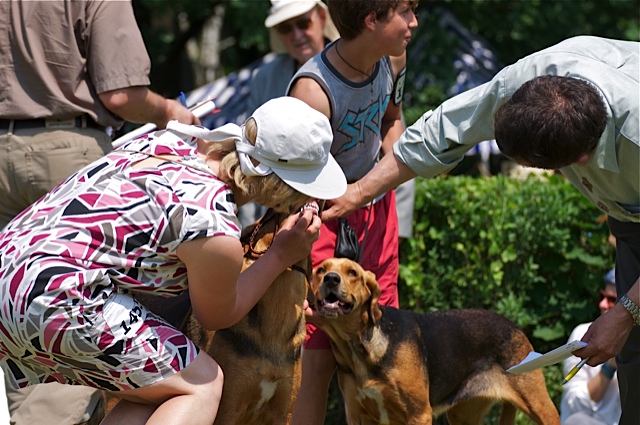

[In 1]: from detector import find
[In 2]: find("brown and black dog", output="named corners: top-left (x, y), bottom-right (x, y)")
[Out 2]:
top-left (308, 258), bottom-right (560, 425)
top-left (204, 209), bottom-right (311, 425)
top-left (100, 209), bottom-right (310, 425)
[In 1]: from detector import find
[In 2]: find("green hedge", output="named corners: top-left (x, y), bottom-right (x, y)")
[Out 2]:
top-left (399, 174), bottom-right (612, 345)
top-left (324, 173), bottom-right (615, 424)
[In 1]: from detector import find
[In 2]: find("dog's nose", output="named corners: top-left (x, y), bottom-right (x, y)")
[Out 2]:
top-left (323, 272), bottom-right (341, 289)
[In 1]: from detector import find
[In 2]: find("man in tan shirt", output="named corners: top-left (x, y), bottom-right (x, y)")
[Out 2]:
top-left (0, 1), bottom-right (198, 423)
top-left (0, 0), bottom-right (198, 228)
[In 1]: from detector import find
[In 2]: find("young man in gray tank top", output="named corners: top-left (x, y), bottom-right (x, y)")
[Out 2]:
top-left (287, 1), bottom-right (419, 424)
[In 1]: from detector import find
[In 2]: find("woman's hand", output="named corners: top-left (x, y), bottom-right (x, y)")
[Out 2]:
top-left (178, 206), bottom-right (322, 331)
top-left (303, 299), bottom-right (327, 328)
top-left (269, 208), bottom-right (322, 266)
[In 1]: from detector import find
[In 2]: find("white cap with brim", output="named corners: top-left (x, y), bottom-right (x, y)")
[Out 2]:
top-left (265, 0), bottom-right (340, 54)
top-left (164, 97), bottom-right (346, 200)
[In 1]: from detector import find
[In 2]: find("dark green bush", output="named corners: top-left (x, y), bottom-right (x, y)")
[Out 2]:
top-left (399, 174), bottom-right (612, 347)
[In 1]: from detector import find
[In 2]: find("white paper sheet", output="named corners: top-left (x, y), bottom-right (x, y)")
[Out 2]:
top-left (506, 340), bottom-right (587, 374)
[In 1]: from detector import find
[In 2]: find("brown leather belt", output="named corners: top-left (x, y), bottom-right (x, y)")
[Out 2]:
top-left (0, 115), bottom-right (104, 132)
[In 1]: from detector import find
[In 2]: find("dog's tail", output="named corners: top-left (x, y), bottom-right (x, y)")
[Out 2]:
top-left (498, 403), bottom-right (517, 425)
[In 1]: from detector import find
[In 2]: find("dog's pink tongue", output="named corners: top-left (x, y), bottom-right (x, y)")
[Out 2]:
top-left (325, 301), bottom-right (341, 309)
top-left (322, 300), bottom-right (342, 314)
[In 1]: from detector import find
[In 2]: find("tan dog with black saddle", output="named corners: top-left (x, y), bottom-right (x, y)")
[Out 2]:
top-left (203, 209), bottom-right (311, 425)
top-left (308, 257), bottom-right (560, 425)
top-left (101, 209), bottom-right (310, 425)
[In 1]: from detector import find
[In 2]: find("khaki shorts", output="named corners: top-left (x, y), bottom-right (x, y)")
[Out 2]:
top-left (0, 126), bottom-right (112, 228)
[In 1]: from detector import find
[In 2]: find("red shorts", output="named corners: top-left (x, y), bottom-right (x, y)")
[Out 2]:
top-left (305, 190), bottom-right (399, 349)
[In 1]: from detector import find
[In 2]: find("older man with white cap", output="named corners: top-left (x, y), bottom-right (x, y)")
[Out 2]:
top-left (246, 0), bottom-right (339, 116)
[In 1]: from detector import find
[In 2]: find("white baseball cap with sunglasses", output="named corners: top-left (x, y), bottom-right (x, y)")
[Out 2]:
top-left (265, 0), bottom-right (339, 54)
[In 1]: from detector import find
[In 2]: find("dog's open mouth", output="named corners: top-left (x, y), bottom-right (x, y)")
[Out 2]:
top-left (317, 293), bottom-right (353, 317)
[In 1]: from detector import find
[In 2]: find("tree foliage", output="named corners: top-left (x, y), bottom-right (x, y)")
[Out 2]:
top-left (402, 0), bottom-right (639, 122)
top-left (132, 0), bottom-right (639, 103)
top-left (441, 0), bottom-right (639, 64)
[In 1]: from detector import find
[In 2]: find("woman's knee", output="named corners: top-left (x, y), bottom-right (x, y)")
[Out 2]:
top-left (182, 352), bottom-right (224, 400)
top-left (201, 355), bottom-right (224, 397)
top-left (115, 352), bottom-right (224, 405)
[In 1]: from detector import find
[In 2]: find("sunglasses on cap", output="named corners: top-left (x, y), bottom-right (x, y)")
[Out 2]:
top-left (275, 16), bottom-right (313, 35)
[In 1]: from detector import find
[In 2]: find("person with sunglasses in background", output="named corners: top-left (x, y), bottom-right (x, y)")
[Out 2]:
top-left (561, 268), bottom-right (621, 425)
top-left (246, 0), bottom-right (339, 117)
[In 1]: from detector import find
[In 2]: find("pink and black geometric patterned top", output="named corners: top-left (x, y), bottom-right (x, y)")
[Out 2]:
top-left (0, 131), bottom-right (240, 391)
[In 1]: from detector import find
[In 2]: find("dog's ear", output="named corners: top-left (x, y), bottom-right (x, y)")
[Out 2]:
top-left (306, 278), bottom-right (317, 308)
top-left (364, 270), bottom-right (382, 325)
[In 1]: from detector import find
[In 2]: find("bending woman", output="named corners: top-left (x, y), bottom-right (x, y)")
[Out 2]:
top-left (0, 97), bottom-right (346, 425)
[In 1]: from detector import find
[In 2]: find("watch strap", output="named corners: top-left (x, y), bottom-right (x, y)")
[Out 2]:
top-left (619, 294), bottom-right (640, 326)
top-left (600, 362), bottom-right (617, 379)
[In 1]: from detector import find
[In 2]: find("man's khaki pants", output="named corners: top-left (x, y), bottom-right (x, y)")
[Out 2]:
top-left (0, 124), bottom-right (112, 228)
top-left (7, 383), bottom-right (102, 425)
top-left (0, 123), bottom-right (112, 424)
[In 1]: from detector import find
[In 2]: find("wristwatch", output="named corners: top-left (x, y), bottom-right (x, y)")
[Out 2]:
top-left (619, 294), bottom-right (640, 326)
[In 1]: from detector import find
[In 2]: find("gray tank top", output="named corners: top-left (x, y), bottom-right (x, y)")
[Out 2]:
top-left (287, 43), bottom-right (396, 182)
